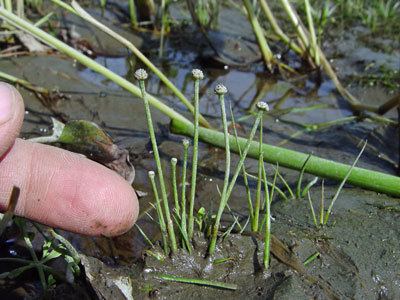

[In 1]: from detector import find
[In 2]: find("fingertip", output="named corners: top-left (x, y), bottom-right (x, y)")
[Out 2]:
top-left (0, 82), bottom-right (24, 156)
top-left (87, 176), bottom-right (139, 237)
top-left (0, 140), bottom-right (139, 236)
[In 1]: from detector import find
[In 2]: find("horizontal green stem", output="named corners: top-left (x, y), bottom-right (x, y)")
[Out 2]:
top-left (158, 274), bottom-right (237, 290)
top-left (0, 8), bottom-right (190, 126)
top-left (170, 119), bottom-right (400, 198)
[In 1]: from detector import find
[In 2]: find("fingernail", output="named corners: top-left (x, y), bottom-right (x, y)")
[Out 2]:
top-left (0, 83), bottom-right (16, 125)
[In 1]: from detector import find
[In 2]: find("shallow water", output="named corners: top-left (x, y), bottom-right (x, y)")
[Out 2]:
top-left (0, 2), bottom-right (399, 298)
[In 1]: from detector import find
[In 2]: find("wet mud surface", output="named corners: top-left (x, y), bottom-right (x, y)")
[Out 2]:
top-left (1, 1), bottom-right (399, 299)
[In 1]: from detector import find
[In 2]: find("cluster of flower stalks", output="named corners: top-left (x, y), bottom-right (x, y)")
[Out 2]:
top-left (135, 68), bottom-right (272, 269)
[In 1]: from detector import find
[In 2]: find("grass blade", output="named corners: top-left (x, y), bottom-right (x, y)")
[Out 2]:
top-left (158, 274), bottom-right (237, 290)
top-left (324, 141), bottom-right (367, 224)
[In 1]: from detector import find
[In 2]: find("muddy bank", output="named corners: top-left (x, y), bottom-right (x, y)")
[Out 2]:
top-left (0, 2), bottom-right (399, 299)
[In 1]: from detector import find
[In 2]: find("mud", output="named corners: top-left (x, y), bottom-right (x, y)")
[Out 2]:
top-left (0, 2), bottom-right (399, 299)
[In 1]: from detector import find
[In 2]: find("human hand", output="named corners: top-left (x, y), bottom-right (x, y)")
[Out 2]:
top-left (0, 83), bottom-right (138, 236)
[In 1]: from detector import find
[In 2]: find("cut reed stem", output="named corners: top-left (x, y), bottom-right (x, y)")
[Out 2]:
top-left (170, 121), bottom-right (400, 197)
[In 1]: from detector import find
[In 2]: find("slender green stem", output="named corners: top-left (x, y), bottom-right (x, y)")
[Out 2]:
top-left (158, 0), bottom-right (166, 58)
top-left (279, 0), bottom-right (310, 54)
top-left (0, 8), bottom-right (191, 126)
top-left (278, 0), bottom-right (361, 108)
top-left (307, 191), bottom-right (318, 227)
top-left (319, 179), bottom-right (325, 225)
top-left (34, 12), bottom-right (54, 27)
top-left (148, 171), bottom-right (169, 254)
top-left (269, 163), bottom-right (279, 205)
top-left (181, 139), bottom-right (189, 244)
top-left (4, 0), bottom-right (11, 11)
top-left (230, 104), bottom-right (253, 221)
top-left (209, 110), bottom-right (264, 255)
top-left (324, 141), bottom-right (367, 225)
top-left (50, 0), bottom-right (77, 14)
top-left (171, 158), bottom-right (180, 217)
top-left (273, 164), bottom-right (295, 199)
top-left (47, 228), bottom-right (80, 265)
top-left (138, 74), bottom-right (177, 253)
top-left (242, 0), bottom-right (274, 70)
top-left (301, 176), bottom-right (319, 198)
top-left (188, 71), bottom-right (203, 238)
top-left (252, 111), bottom-right (264, 232)
top-left (170, 121), bottom-right (400, 197)
top-left (296, 154), bottom-right (312, 199)
top-left (246, 171), bottom-right (288, 201)
top-left (16, 0), bottom-right (23, 18)
top-left (258, 0), bottom-right (303, 55)
top-left (135, 224), bottom-right (154, 248)
top-left (262, 161), bottom-right (271, 270)
top-left (128, 0), bottom-right (138, 28)
top-left (303, 252), bottom-right (320, 266)
top-left (304, 0), bottom-right (319, 65)
top-left (216, 86), bottom-right (231, 237)
top-left (158, 274), bottom-right (237, 290)
top-left (23, 229), bottom-right (46, 290)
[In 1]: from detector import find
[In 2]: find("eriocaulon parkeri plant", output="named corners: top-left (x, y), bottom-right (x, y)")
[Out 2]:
top-left (252, 101), bottom-right (269, 232)
top-left (135, 69), bottom-right (178, 253)
top-left (209, 100), bottom-right (269, 255)
top-left (188, 69), bottom-right (204, 239)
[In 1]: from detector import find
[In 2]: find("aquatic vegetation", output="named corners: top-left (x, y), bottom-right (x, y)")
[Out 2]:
top-left (188, 69), bottom-right (203, 239)
top-left (305, 141), bottom-right (367, 227)
top-left (135, 67), bottom-right (272, 262)
top-left (0, 189), bottom-right (80, 291)
top-left (136, 69), bottom-right (178, 253)
top-left (0, 2), bottom-right (211, 128)
top-left (171, 119), bottom-right (400, 197)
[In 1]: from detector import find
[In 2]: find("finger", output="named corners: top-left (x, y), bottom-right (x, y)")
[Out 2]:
top-left (0, 139), bottom-right (139, 236)
top-left (0, 82), bottom-right (24, 156)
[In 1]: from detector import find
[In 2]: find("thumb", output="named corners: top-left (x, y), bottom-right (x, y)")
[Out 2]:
top-left (0, 82), bottom-right (25, 157)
